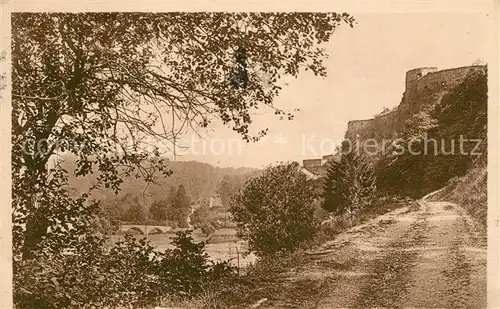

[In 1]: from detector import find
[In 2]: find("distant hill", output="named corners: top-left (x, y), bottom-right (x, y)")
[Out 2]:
top-left (61, 157), bottom-right (259, 206)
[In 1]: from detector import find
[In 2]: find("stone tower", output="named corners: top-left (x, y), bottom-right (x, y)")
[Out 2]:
top-left (405, 67), bottom-right (438, 92)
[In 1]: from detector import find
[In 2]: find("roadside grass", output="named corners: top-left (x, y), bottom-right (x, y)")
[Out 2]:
top-left (431, 162), bottom-right (487, 231)
top-left (315, 198), bottom-right (412, 245)
top-left (178, 198), bottom-right (413, 309)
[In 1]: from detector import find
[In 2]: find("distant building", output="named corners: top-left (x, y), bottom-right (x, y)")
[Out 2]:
top-left (302, 159), bottom-right (325, 178)
top-left (322, 154), bottom-right (336, 162)
top-left (198, 194), bottom-right (223, 208)
top-left (299, 165), bottom-right (320, 180)
top-left (301, 153), bottom-right (339, 179)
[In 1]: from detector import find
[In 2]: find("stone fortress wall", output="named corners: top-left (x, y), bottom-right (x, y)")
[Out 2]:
top-left (414, 65), bottom-right (485, 92)
top-left (346, 119), bottom-right (373, 139)
top-left (405, 67), bottom-right (438, 91)
top-left (346, 109), bottom-right (399, 141)
top-left (344, 65), bottom-right (486, 142)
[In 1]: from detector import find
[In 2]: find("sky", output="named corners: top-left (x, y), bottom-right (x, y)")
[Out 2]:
top-left (168, 12), bottom-right (494, 168)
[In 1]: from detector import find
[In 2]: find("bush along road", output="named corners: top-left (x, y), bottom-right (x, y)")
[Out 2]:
top-left (258, 197), bottom-right (487, 309)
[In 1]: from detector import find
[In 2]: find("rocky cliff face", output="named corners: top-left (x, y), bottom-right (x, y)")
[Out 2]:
top-left (344, 65), bottom-right (486, 142)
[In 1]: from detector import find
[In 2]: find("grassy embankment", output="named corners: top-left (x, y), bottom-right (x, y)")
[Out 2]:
top-left (430, 157), bottom-right (487, 232)
top-left (161, 197), bottom-right (415, 309)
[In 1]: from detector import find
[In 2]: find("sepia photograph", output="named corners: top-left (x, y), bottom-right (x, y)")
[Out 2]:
top-left (1, 1), bottom-right (498, 308)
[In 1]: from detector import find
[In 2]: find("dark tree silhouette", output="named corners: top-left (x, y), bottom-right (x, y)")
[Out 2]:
top-left (173, 185), bottom-right (190, 228)
top-left (322, 148), bottom-right (376, 221)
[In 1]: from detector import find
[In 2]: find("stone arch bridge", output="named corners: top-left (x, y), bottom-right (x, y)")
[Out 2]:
top-left (118, 225), bottom-right (172, 235)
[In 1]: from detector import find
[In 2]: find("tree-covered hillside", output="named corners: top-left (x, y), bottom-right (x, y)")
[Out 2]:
top-left (61, 157), bottom-right (258, 203)
top-left (58, 157), bottom-right (258, 231)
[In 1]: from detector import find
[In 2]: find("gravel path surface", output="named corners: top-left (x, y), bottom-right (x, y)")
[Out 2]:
top-left (261, 198), bottom-right (487, 309)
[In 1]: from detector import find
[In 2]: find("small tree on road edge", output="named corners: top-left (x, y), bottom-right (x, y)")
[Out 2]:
top-left (230, 162), bottom-right (318, 257)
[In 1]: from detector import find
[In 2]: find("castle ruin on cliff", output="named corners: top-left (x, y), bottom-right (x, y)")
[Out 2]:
top-left (301, 64), bottom-right (486, 178)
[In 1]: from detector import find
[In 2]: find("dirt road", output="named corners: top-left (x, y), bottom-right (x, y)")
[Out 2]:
top-left (261, 198), bottom-right (487, 308)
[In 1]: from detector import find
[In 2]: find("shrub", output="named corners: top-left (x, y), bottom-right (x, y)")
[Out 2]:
top-left (230, 162), bottom-right (318, 257)
top-left (191, 205), bottom-right (234, 235)
top-left (200, 223), bottom-right (216, 236)
top-left (13, 231), bottom-right (236, 308)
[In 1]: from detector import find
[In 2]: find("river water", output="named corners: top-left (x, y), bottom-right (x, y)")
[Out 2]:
top-left (109, 232), bottom-right (257, 268)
